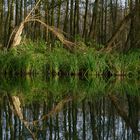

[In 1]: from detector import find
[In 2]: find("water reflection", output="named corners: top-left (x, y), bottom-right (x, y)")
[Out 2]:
top-left (0, 76), bottom-right (140, 140)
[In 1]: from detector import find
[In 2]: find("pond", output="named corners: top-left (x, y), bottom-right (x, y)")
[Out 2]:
top-left (0, 76), bottom-right (140, 140)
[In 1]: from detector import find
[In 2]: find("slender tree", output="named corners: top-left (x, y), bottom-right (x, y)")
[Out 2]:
top-left (82, 0), bottom-right (88, 38)
top-left (45, 0), bottom-right (49, 41)
top-left (76, 0), bottom-right (80, 34)
top-left (0, 0), bottom-right (3, 43)
top-left (63, 0), bottom-right (69, 32)
top-left (70, 0), bottom-right (74, 36)
top-left (88, 0), bottom-right (99, 41)
top-left (57, 0), bottom-right (61, 28)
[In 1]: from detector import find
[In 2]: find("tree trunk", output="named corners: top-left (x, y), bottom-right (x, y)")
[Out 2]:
top-left (45, 0), bottom-right (49, 41)
top-left (76, 0), bottom-right (79, 34)
top-left (88, 0), bottom-right (99, 40)
top-left (0, 0), bottom-right (3, 43)
top-left (57, 0), bottom-right (61, 28)
top-left (70, 0), bottom-right (74, 37)
top-left (63, 0), bottom-right (69, 32)
top-left (82, 0), bottom-right (88, 38)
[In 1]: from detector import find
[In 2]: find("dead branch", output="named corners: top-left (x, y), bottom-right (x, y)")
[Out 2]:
top-left (7, 0), bottom-right (75, 52)
top-left (7, 0), bottom-right (42, 49)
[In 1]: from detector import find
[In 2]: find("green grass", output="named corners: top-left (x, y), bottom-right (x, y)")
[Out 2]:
top-left (0, 40), bottom-right (140, 76)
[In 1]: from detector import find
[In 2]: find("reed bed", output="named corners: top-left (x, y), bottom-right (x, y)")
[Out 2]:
top-left (0, 40), bottom-right (140, 76)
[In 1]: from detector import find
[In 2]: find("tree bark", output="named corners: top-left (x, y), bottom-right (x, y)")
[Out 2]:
top-left (82, 0), bottom-right (88, 38)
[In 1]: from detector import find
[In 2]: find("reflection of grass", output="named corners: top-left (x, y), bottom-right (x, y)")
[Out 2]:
top-left (109, 77), bottom-right (140, 95)
top-left (0, 76), bottom-right (140, 104)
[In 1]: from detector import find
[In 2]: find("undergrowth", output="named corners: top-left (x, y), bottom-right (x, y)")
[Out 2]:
top-left (0, 40), bottom-right (140, 76)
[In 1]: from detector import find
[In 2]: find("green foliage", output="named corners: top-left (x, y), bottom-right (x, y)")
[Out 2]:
top-left (0, 40), bottom-right (140, 76)
top-left (107, 50), bottom-right (140, 75)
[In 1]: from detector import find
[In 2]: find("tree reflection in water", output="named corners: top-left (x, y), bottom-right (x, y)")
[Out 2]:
top-left (0, 76), bottom-right (139, 140)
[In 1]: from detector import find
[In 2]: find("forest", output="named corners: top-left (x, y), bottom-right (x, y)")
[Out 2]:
top-left (0, 1), bottom-right (140, 139)
top-left (0, 0), bottom-right (140, 76)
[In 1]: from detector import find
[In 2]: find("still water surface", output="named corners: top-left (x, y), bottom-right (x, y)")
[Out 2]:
top-left (0, 76), bottom-right (140, 140)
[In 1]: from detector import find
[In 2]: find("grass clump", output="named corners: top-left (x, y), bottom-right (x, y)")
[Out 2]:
top-left (0, 41), bottom-right (47, 75)
top-left (0, 40), bottom-right (140, 76)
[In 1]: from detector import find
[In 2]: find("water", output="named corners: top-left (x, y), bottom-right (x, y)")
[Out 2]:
top-left (0, 76), bottom-right (140, 140)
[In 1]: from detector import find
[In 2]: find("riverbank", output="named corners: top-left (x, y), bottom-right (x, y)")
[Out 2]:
top-left (0, 40), bottom-right (140, 76)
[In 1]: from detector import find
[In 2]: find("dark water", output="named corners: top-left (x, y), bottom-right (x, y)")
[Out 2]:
top-left (0, 76), bottom-right (140, 140)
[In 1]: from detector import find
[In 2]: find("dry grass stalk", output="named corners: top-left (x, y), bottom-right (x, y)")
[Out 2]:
top-left (26, 19), bottom-right (75, 48)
